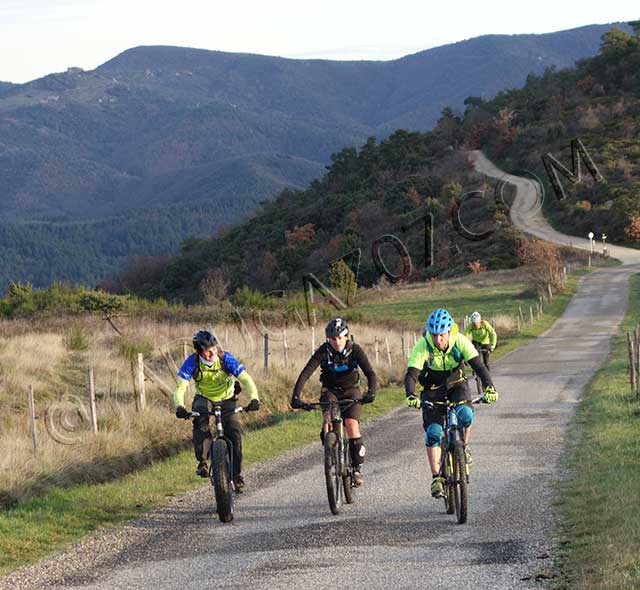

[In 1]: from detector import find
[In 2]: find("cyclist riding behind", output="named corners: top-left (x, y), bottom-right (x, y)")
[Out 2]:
top-left (291, 318), bottom-right (376, 487)
top-left (404, 309), bottom-right (498, 499)
top-left (173, 330), bottom-right (260, 492)
top-left (464, 311), bottom-right (497, 370)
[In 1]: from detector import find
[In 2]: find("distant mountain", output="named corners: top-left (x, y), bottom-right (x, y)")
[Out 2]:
top-left (0, 23), bottom-right (627, 288)
top-left (0, 82), bottom-right (15, 97)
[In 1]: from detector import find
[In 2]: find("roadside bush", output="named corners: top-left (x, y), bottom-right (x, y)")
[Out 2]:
top-left (63, 326), bottom-right (89, 351)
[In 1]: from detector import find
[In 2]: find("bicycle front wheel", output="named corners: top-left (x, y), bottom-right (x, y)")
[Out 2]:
top-left (342, 439), bottom-right (354, 504)
top-left (210, 439), bottom-right (234, 523)
top-left (442, 451), bottom-right (455, 515)
top-left (452, 442), bottom-right (468, 524)
top-left (324, 432), bottom-right (341, 514)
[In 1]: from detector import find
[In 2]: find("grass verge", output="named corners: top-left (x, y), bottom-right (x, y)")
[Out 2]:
top-left (0, 387), bottom-right (401, 576)
top-left (554, 273), bottom-right (640, 589)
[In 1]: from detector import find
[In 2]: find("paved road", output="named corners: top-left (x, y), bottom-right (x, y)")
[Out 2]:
top-left (469, 150), bottom-right (640, 265)
top-left (4, 155), bottom-right (640, 590)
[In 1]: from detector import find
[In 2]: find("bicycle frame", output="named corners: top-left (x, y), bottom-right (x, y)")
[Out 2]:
top-left (303, 399), bottom-right (361, 514)
top-left (421, 394), bottom-right (483, 523)
top-left (191, 406), bottom-right (243, 476)
top-left (188, 405), bottom-right (244, 522)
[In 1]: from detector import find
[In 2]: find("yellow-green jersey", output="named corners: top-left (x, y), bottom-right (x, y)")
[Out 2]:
top-left (464, 320), bottom-right (497, 348)
top-left (172, 352), bottom-right (258, 408)
top-left (407, 323), bottom-right (489, 390)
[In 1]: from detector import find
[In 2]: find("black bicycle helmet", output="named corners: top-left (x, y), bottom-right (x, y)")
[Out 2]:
top-left (192, 330), bottom-right (218, 351)
top-left (325, 317), bottom-right (349, 338)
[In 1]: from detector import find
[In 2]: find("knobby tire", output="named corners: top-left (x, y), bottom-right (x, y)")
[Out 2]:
top-left (453, 442), bottom-right (468, 524)
top-left (210, 439), bottom-right (234, 523)
top-left (343, 439), bottom-right (354, 504)
top-left (324, 432), bottom-right (341, 514)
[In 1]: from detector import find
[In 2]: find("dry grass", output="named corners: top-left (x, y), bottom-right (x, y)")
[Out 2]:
top-left (0, 316), bottom-right (405, 506)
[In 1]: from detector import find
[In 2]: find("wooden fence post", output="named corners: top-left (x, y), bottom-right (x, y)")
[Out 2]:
top-left (518, 306), bottom-right (525, 324)
top-left (627, 332), bottom-right (636, 393)
top-left (263, 333), bottom-right (269, 377)
top-left (529, 306), bottom-right (534, 324)
top-left (635, 325), bottom-right (640, 395)
top-left (311, 326), bottom-right (316, 353)
top-left (87, 368), bottom-right (98, 434)
top-left (384, 337), bottom-right (392, 367)
top-left (374, 337), bottom-right (380, 365)
top-left (136, 353), bottom-right (146, 411)
top-left (28, 385), bottom-right (38, 452)
top-left (401, 333), bottom-right (406, 359)
top-left (282, 329), bottom-right (289, 368)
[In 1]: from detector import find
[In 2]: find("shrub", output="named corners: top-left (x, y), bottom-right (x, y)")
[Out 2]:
top-left (231, 286), bottom-right (276, 310)
top-left (63, 327), bottom-right (89, 351)
top-left (517, 239), bottom-right (563, 292)
top-left (118, 336), bottom-right (154, 361)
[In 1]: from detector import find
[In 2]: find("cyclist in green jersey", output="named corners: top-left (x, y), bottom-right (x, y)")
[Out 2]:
top-left (173, 330), bottom-right (260, 492)
top-left (464, 311), bottom-right (497, 369)
top-left (404, 309), bottom-right (498, 498)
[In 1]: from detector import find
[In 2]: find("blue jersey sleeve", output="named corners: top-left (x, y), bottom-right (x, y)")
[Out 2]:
top-left (221, 352), bottom-right (245, 377)
top-left (177, 355), bottom-right (196, 381)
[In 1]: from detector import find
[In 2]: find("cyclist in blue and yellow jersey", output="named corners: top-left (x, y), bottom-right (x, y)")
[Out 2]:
top-left (291, 318), bottom-right (376, 487)
top-left (174, 330), bottom-right (260, 492)
top-left (404, 309), bottom-right (498, 499)
top-left (464, 311), bottom-right (497, 370)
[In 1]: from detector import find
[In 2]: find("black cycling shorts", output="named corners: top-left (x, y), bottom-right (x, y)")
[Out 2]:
top-left (320, 386), bottom-right (362, 421)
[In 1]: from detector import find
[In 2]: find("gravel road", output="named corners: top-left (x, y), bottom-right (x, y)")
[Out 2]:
top-left (3, 154), bottom-right (640, 590)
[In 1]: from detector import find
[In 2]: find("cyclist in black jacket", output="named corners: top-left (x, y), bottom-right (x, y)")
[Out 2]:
top-left (291, 318), bottom-right (377, 486)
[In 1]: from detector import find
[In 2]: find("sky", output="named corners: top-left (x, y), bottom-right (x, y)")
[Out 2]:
top-left (0, 0), bottom-right (637, 83)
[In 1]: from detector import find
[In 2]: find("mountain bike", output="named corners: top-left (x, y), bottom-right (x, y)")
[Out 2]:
top-left (419, 395), bottom-right (485, 524)
top-left (188, 405), bottom-right (245, 523)
top-left (302, 399), bottom-right (362, 515)
top-left (470, 343), bottom-right (492, 396)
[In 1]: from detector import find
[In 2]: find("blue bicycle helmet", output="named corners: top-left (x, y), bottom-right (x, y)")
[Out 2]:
top-left (426, 308), bottom-right (453, 334)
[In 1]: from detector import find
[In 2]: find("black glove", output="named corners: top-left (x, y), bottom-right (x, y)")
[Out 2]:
top-left (244, 399), bottom-right (260, 412)
top-left (362, 390), bottom-right (375, 404)
top-left (290, 397), bottom-right (304, 410)
top-left (175, 406), bottom-right (190, 419)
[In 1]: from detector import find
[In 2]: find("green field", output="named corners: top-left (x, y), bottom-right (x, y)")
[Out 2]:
top-left (554, 274), bottom-right (640, 589)
top-left (358, 282), bottom-right (536, 326)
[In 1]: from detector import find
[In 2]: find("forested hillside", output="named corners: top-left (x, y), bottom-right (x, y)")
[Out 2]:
top-left (115, 23), bottom-right (640, 303)
top-left (460, 23), bottom-right (640, 246)
top-left (112, 127), bottom-right (520, 302)
top-left (0, 23), bottom-right (624, 290)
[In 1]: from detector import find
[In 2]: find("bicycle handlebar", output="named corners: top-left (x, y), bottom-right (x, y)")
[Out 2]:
top-left (185, 407), bottom-right (245, 419)
top-left (419, 396), bottom-right (486, 410)
top-left (298, 399), bottom-right (363, 411)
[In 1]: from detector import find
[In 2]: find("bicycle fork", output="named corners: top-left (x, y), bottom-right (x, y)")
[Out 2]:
top-left (446, 408), bottom-right (469, 482)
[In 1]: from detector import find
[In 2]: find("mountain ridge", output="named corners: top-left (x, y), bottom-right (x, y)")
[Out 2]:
top-left (0, 22), bottom-right (628, 289)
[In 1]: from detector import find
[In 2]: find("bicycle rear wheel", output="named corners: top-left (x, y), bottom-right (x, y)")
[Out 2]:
top-left (342, 439), bottom-right (354, 504)
top-left (324, 432), bottom-right (341, 514)
top-left (210, 439), bottom-right (234, 523)
top-left (452, 441), bottom-right (468, 524)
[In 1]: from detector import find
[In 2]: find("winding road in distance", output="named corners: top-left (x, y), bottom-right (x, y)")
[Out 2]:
top-left (3, 153), bottom-right (640, 590)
